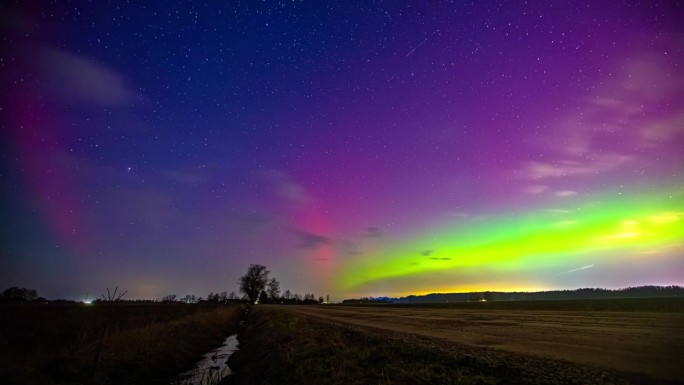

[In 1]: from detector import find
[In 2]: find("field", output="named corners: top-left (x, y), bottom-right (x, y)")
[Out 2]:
top-left (227, 299), bottom-right (684, 385)
top-left (1, 298), bottom-right (682, 384)
top-left (0, 303), bottom-right (243, 385)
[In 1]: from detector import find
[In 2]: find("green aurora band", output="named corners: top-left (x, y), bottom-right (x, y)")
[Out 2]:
top-left (337, 188), bottom-right (684, 293)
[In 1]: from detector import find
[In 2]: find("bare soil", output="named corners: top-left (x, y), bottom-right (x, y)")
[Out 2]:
top-left (278, 304), bottom-right (684, 382)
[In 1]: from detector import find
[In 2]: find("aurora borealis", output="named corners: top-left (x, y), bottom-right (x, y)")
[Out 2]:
top-left (338, 187), bottom-right (684, 295)
top-left (1, 1), bottom-right (683, 300)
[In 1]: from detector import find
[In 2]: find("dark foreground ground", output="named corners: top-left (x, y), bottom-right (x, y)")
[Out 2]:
top-left (1, 298), bottom-right (681, 384)
top-left (0, 303), bottom-right (242, 385)
top-left (226, 299), bottom-right (684, 385)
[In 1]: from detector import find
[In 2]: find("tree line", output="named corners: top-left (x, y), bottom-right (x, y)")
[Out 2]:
top-left (1, 264), bottom-right (330, 305)
top-left (238, 264), bottom-right (328, 304)
top-left (344, 285), bottom-right (684, 304)
top-left (159, 264), bottom-right (329, 305)
top-left (0, 287), bottom-right (46, 303)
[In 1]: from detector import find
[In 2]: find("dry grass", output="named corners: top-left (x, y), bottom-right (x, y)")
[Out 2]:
top-left (0, 303), bottom-right (243, 384)
top-left (283, 300), bottom-right (684, 382)
top-left (228, 305), bottom-right (669, 384)
top-left (225, 306), bottom-right (503, 385)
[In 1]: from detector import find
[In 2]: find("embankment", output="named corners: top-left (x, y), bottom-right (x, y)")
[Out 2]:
top-left (0, 303), bottom-right (243, 384)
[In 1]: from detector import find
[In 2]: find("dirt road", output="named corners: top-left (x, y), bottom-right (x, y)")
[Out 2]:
top-left (279, 305), bottom-right (684, 382)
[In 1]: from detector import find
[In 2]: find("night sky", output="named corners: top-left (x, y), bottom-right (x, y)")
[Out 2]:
top-left (1, 1), bottom-right (683, 301)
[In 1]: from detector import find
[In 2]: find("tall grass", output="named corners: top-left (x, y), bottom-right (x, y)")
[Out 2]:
top-left (224, 306), bottom-right (502, 385)
top-left (0, 303), bottom-right (243, 384)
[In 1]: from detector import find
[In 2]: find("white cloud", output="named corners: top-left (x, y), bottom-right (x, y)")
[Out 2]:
top-left (525, 154), bottom-right (632, 180)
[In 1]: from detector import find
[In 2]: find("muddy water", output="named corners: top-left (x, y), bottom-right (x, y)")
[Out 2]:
top-left (173, 334), bottom-right (239, 385)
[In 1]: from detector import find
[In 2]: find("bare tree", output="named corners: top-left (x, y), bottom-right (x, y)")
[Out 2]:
top-left (161, 294), bottom-right (177, 302)
top-left (284, 289), bottom-right (291, 300)
top-left (101, 286), bottom-right (127, 301)
top-left (239, 264), bottom-right (269, 304)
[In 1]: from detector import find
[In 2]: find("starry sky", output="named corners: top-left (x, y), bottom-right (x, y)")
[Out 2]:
top-left (1, 1), bottom-right (683, 301)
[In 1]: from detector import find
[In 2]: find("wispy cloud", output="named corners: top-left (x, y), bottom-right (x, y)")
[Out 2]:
top-left (226, 210), bottom-right (273, 232)
top-left (516, 52), bottom-right (682, 185)
top-left (588, 97), bottom-right (642, 116)
top-left (295, 230), bottom-right (331, 250)
top-left (523, 184), bottom-right (549, 195)
top-left (544, 208), bottom-right (571, 214)
top-left (364, 227), bottom-right (382, 238)
top-left (339, 239), bottom-right (363, 256)
top-left (263, 170), bottom-right (310, 205)
top-left (35, 47), bottom-right (144, 106)
top-left (524, 155), bottom-right (632, 180)
top-left (446, 211), bottom-right (472, 219)
top-left (554, 190), bottom-right (578, 198)
top-left (642, 114), bottom-right (684, 143)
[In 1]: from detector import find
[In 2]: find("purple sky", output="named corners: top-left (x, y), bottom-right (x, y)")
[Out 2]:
top-left (1, 1), bottom-right (682, 300)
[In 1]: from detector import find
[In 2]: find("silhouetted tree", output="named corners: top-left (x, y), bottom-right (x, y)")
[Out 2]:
top-left (207, 292), bottom-right (221, 303)
top-left (284, 289), bottom-right (291, 300)
top-left (1, 287), bottom-right (38, 302)
top-left (266, 278), bottom-right (280, 301)
top-left (101, 286), bottom-right (127, 301)
top-left (161, 294), bottom-right (177, 302)
top-left (220, 291), bottom-right (228, 303)
top-left (239, 264), bottom-right (269, 304)
top-left (258, 290), bottom-right (269, 304)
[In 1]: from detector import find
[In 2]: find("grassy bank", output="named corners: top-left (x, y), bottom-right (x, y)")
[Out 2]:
top-left (225, 306), bottom-right (497, 384)
top-left (225, 306), bottom-right (508, 385)
top-left (225, 306), bottom-right (658, 385)
top-left (0, 303), bottom-right (243, 384)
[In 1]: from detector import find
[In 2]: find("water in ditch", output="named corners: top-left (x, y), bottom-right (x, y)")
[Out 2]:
top-left (173, 334), bottom-right (239, 385)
